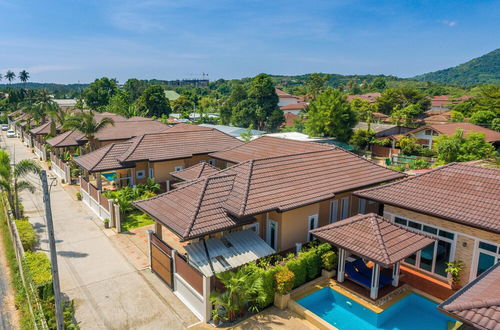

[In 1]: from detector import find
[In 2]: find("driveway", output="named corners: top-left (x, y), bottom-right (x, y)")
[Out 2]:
top-left (1, 132), bottom-right (199, 329)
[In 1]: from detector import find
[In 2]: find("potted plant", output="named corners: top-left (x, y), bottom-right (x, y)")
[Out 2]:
top-left (76, 192), bottom-right (82, 201)
top-left (47, 160), bottom-right (52, 170)
top-left (211, 308), bottom-right (222, 326)
top-left (104, 218), bottom-right (110, 229)
top-left (274, 268), bottom-right (295, 309)
top-left (445, 260), bottom-right (464, 290)
top-left (321, 250), bottom-right (338, 278)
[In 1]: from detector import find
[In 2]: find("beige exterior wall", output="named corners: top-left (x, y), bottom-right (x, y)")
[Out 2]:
top-left (150, 155), bottom-right (211, 183)
top-left (384, 205), bottom-right (500, 285)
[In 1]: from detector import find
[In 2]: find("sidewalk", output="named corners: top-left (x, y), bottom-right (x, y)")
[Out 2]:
top-left (1, 132), bottom-right (199, 329)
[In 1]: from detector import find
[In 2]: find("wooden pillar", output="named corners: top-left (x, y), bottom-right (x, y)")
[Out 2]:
top-left (370, 263), bottom-right (380, 299)
top-left (337, 248), bottom-right (346, 282)
top-left (392, 262), bottom-right (400, 287)
top-left (155, 222), bottom-right (162, 240)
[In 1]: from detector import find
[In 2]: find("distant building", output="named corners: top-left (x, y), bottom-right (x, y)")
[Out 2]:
top-left (163, 79), bottom-right (209, 87)
top-left (164, 90), bottom-right (180, 101)
top-left (275, 88), bottom-right (300, 107)
top-left (346, 92), bottom-right (381, 103)
top-left (53, 99), bottom-right (78, 110)
top-left (199, 124), bottom-right (264, 140)
top-left (430, 95), bottom-right (472, 110)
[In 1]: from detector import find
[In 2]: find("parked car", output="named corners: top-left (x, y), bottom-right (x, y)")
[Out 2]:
top-left (1, 124), bottom-right (9, 131)
top-left (6, 129), bottom-right (16, 138)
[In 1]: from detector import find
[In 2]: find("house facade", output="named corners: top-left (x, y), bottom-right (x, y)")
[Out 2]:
top-left (355, 162), bottom-right (500, 287)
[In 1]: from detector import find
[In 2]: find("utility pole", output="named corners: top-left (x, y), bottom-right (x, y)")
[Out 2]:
top-left (40, 170), bottom-right (64, 330)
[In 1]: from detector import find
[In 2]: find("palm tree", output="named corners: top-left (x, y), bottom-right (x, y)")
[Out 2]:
top-left (19, 70), bottom-right (30, 84)
top-left (5, 70), bottom-right (16, 84)
top-left (64, 111), bottom-right (114, 151)
top-left (0, 149), bottom-right (42, 219)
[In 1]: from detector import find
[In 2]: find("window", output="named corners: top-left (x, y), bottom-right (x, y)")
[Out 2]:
top-left (174, 166), bottom-right (184, 172)
top-left (245, 223), bottom-right (260, 234)
top-left (358, 198), bottom-right (366, 214)
top-left (266, 220), bottom-right (278, 250)
top-left (340, 197), bottom-right (349, 220)
top-left (136, 170), bottom-right (145, 179)
top-left (475, 241), bottom-right (499, 277)
top-left (149, 167), bottom-right (154, 178)
top-left (330, 200), bottom-right (338, 223)
top-left (208, 159), bottom-right (216, 166)
top-left (393, 215), bottom-right (455, 278)
top-left (307, 215), bottom-right (318, 242)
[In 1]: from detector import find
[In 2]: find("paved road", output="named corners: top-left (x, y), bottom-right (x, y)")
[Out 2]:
top-left (1, 132), bottom-right (198, 329)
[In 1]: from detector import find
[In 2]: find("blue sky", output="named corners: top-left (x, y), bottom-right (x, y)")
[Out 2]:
top-left (0, 0), bottom-right (498, 84)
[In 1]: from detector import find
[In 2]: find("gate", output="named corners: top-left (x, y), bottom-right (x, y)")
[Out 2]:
top-left (150, 233), bottom-right (173, 288)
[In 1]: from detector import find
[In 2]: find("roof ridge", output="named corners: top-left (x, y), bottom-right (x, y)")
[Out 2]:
top-left (355, 162), bottom-right (458, 196)
top-left (372, 216), bottom-right (391, 264)
top-left (251, 148), bottom-right (335, 162)
top-left (117, 134), bottom-right (145, 162)
top-left (237, 160), bottom-right (254, 217)
top-left (183, 177), bottom-right (212, 238)
top-left (89, 143), bottom-right (116, 172)
top-left (446, 298), bottom-right (500, 312)
top-left (310, 213), bottom-right (368, 233)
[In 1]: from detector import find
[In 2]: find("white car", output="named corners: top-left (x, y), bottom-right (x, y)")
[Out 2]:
top-left (6, 129), bottom-right (16, 138)
top-left (1, 124), bottom-right (9, 131)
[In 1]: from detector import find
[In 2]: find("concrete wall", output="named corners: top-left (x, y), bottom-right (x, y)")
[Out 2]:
top-left (384, 205), bottom-right (500, 285)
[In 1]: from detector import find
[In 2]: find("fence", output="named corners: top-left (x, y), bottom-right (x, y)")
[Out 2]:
top-left (2, 196), bottom-right (49, 330)
top-left (391, 154), bottom-right (436, 166)
top-left (33, 140), bottom-right (47, 161)
top-left (50, 152), bottom-right (71, 183)
top-left (371, 145), bottom-right (400, 158)
top-left (79, 177), bottom-right (113, 222)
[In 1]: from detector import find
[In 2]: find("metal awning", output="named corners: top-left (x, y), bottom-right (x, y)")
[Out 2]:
top-left (184, 229), bottom-right (275, 277)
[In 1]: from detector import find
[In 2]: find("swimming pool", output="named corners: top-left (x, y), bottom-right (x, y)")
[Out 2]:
top-left (297, 287), bottom-right (456, 330)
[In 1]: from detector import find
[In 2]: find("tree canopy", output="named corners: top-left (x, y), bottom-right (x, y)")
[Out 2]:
top-left (84, 77), bottom-right (118, 110)
top-left (135, 85), bottom-right (171, 117)
top-left (433, 129), bottom-right (495, 164)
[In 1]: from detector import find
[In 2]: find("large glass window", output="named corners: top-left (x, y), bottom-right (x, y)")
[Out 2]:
top-left (476, 241), bottom-right (499, 277)
top-left (392, 216), bottom-right (455, 278)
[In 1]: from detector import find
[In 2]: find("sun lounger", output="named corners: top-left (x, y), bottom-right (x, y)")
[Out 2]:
top-left (353, 259), bottom-right (393, 286)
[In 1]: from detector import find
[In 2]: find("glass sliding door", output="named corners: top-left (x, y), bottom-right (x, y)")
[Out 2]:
top-left (475, 241), bottom-right (500, 277)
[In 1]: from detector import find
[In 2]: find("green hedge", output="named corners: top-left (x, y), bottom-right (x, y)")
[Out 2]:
top-left (300, 249), bottom-right (322, 280)
top-left (285, 257), bottom-right (307, 288)
top-left (24, 251), bottom-right (53, 299)
top-left (16, 219), bottom-right (37, 252)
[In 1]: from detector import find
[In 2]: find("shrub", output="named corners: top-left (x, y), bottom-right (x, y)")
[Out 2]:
top-left (76, 192), bottom-right (82, 200)
top-left (322, 251), bottom-right (337, 271)
top-left (16, 219), bottom-right (37, 251)
top-left (275, 268), bottom-right (295, 295)
top-left (316, 242), bottom-right (333, 256)
top-left (300, 249), bottom-right (322, 280)
top-left (285, 257), bottom-right (307, 288)
top-left (24, 251), bottom-right (53, 299)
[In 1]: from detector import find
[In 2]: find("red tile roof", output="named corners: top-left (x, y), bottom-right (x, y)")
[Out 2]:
top-left (439, 262), bottom-right (500, 330)
top-left (210, 136), bottom-right (333, 163)
top-left (355, 162), bottom-right (500, 233)
top-left (46, 130), bottom-right (85, 148)
top-left (73, 128), bottom-right (242, 172)
top-left (405, 123), bottom-right (500, 143)
top-left (89, 119), bottom-right (169, 141)
top-left (310, 213), bottom-right (436, 267)
top-left (171, 162), bottom-right (220, 182)
top-left (431, 95), bottom-right (472, 107)
top-left (29, 120), bottom-right (61, 135)
top-left (73, 141), bottom-right (135, 172)
top-left (275, 88), bottom-right (298, 99)
top-left (135, 149), bottom-right (404, 240)
top-left (282, 113), bottom-right (301, 127)
top-left (280, 102), bottom-right (308, 111)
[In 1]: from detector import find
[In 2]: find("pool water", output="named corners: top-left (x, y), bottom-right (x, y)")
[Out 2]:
top-left (297, 287), bottom-right (456, 330)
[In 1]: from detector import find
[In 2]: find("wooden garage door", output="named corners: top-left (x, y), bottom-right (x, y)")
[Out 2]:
top-left (151, 242), bottom-right (173, 288)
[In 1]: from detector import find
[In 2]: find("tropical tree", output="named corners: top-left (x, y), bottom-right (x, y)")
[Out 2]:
top-left (433, 129), bottom-right (495, 164)
top-left (19, 70), bottom-right (30, 84)
top-left (221, 84), bottom-right (247, 125)
top-left (248, 73), bottom-right (283, 131)
top-left (64, 111), bottom-right (114, 151)
top-left (377, 87), bottom-right (430, 115)
top-left (134, 85), bottom-right (171, 117)
top-left (305, 73), bottom-right (330, 98)
top-left (390, 104), bottom-right (422, 126)
top-left (83, 77), bottom-right (118, 110)
top-left (5, 70), bottom-right (16, 84)
top-left (0, 149), bottom-right (42, 219)
top-left (305, 88), bottom-right (357, 141)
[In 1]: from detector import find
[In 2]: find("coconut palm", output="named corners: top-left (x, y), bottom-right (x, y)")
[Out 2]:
top-left (19, 70), bottom-right (30, 84)
top-left (63, 111), bottom-right (114, 151)
top-left (5, 70), bottom-right (16, 84)
top-left (0, 149), bottom-right (42, 219)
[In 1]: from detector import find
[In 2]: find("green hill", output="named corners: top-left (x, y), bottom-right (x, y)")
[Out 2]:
top-left (413, 48), bottom-right (500, 86)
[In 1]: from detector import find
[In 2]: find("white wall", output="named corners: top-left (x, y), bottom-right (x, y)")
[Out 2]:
top-left (278, 97), bottom-right (298, 107)
top-left (282, 109), bottom-right (301, 115)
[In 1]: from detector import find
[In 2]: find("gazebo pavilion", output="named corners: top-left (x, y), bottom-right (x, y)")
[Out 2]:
top-left (310, 213), bottom-right (436, 299)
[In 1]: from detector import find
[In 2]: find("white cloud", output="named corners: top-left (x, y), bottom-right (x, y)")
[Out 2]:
top-left (440, 20), bottom-right (457, 27)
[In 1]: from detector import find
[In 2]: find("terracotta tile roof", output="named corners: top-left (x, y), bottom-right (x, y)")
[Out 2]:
top-left (346, 93), bottom-right (381, 103)
top-left (90, 119), bottom-right (169, 141)
top-left (355, 162), bottom-right (500, 233)
top-left (406, 122), bottom-right (500, 143)
top-left (310, 213), bottom-right (436, 267)
top-left (210, 136), bottom-right (334, 163)
top-left (431, 95), bottom-right (472, 107)
top-left (73, 128), bottom-right (242, 172)
top-left (423, 114), bottom-right (451, 124)
top-left (282, 113), bottom-right (301, 127)
top-left (72, 141), bottom-right (135, 172)
top-left (275, 88), bottom-right (298, 98)
top-left (117, 128), bottom-right (242, 163)
top-left (280, 102), bottom-right (308, 111)
top-left (46, 130), bottom-right (85, 148)
top-left (29, 120), bottom-right (61, 135)
top-left (134, 174), bottom-right (255, 241)
top-left (136, 149), bottom-right (404, 240)
top-left (372, 112), bottom-right (389, 119)
top-left (164, 123), bottom-right (211, 132)
top-left (171, 162), bottom-right (220, 182)
top-left (439, 262), bottom-right (500, 330)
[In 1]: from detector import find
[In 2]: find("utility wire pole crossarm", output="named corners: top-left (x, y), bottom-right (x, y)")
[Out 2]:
top-left (40, 170), bottom-right (64, 330)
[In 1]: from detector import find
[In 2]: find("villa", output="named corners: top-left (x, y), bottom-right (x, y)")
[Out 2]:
top-left (133, 147), bottom-right (404, 320)
top-left (355, 162), bottom-right (500, 287)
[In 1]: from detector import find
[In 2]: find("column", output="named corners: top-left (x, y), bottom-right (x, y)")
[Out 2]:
top-left (203, 276), bottom-right (212, 322)
top-left (370, 263), bottom-right (380, 299)
top-left (96, 174), bottom-right (102, 190)
top-left (155, 222), bottom-right (163, 240)
top-left (147, 230), bottom-right (153, 269)
top-left (337, 248), bottom-right (346, 282)
top-left (392, 262), bottom-right (400, 287)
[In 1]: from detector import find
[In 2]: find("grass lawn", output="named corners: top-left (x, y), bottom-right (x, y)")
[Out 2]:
top-left (122, 211), bottom-right (154, 232)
